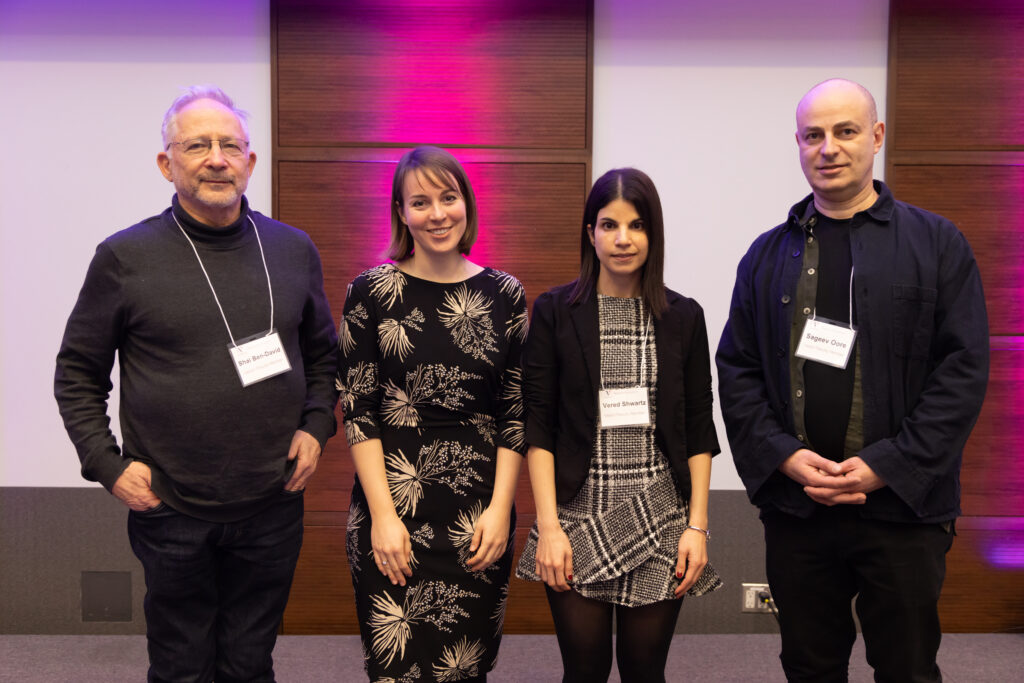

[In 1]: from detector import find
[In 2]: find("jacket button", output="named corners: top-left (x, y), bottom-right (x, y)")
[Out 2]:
top-left (796, 389), bottom-right (803, 398)
top-left (781, 295), bottom-right (791, 304)
top-left (792, 250), bottom-right (801, 258)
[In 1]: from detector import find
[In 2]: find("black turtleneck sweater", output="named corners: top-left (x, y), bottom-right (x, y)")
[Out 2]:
top-left (55, 196), bottom-right (339, 522)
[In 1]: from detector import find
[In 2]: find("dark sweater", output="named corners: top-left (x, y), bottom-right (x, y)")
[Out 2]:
top-left (55, 196), bottom-right (339, 522)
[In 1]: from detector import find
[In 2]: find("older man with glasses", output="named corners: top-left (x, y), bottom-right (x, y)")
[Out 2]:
top-left (55, 85), bottom-right (339, 682)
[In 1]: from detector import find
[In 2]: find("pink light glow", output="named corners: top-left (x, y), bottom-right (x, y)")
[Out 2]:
top-left (367, 56), bottom-right (503, 147)
top-left (462, 164), bottom-right (498, 268)
top-left (279, 0), bottom-right (586, 148)
top-left (982, 538), bottom-right (1024, 570)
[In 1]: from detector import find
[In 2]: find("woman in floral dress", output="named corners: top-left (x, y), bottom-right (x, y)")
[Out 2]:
top-left (337, 146), bottom-right (527, 682)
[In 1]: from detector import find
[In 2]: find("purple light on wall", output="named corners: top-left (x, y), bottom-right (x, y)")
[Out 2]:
top-left (463, 164), bottom-right (499, 268)
top-left (279, 0), bottom-right (586, 150)
top-left (344, 1), bottom-right (506, 145)
top-left (982, 539), bottom-right (1024, 570)
top-left (370, 161), bottom-right (399, 262)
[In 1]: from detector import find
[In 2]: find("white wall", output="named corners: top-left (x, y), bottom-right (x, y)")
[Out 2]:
top-left (0, 0), bottom-right (888, 488)
top-left (593, 0), bottom-right (889, 489)
top-left (0, 0), bottom-right (271, 486)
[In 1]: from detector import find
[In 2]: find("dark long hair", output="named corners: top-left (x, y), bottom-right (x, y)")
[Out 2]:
top-left (570, 168), bottom-right (667, 318)
top-left (387, 146), bottom-right (479, 261)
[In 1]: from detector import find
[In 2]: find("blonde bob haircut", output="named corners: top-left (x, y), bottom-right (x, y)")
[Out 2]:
top-left (388, 146), bottom-right (479, 261)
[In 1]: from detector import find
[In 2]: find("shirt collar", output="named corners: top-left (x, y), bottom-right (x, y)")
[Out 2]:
top-left (788, 180), bottom-right (895, 230)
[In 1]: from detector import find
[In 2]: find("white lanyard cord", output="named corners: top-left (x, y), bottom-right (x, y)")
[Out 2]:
top-left (172, 213), bottom-right (274, 348)
top-left (848, 267), bottom-right (854, 329)
top-left (810, 266), bottom-right (855, 330)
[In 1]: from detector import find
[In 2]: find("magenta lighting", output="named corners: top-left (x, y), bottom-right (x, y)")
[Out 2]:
top-left (984, 539), bottom-right (1024, 570)
top-left (353, 1), bottom-right (503, 145)
top-left (313, 0), bottom-right (580, 265)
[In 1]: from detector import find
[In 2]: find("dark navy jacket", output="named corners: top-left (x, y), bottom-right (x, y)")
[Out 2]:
top-left (716, 182), bottom-right (988, 523)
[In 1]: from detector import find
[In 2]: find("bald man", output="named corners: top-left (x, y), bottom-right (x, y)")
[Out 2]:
top-left (716, 79), bottom-right (989, 681)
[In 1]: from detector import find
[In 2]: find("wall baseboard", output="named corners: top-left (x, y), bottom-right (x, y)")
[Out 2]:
top-left (0, 487), bottom-right (773, 634)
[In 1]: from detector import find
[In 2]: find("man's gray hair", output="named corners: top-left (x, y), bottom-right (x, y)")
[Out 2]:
top-left (161, 85), bottom-right (250, 147)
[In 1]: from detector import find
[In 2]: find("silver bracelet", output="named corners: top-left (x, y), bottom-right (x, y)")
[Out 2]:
top-left (684, 524), bottom-right (711, 541)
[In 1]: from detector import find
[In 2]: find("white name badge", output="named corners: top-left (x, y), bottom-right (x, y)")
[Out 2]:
top-left (795, 317), bottom-right (857, 369)
top-left (228, 331), bottom-right (292, 387)
top-left (598, 386), bottom-right (652, 428)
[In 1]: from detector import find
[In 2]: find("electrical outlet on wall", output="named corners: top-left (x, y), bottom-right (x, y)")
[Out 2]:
top-left (741, 582), bottom-right (773, 613)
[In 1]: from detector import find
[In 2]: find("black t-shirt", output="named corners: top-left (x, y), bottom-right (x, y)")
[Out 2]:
top-left (804, 214), bottom-right (857, 461)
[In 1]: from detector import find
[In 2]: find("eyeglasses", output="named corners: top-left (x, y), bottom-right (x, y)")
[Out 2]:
top-left (166, 137), bottom-right (250, 158)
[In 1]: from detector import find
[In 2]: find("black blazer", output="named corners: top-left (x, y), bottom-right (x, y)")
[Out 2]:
top-left (523, 281), bottom-right (720, 504)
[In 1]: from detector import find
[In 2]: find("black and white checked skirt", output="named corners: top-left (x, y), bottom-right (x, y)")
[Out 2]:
top-left (518, 296), bottom-right (722, 606)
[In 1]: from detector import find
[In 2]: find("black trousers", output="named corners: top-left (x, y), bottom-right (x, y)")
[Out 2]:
top-left (763, 506), bottom-right (954, 683)
top-left (128, 491), bottom-right (304, 683)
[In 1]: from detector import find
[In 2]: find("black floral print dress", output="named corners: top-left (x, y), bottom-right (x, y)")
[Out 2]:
top-left (337, 263), bottom-right (527, 682)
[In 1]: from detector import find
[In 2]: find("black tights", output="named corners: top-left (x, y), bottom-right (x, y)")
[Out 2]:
top-left (544, 585), bottom-right (683, 683)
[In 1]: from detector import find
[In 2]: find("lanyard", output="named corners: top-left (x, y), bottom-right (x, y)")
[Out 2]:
top-left (811, 267), bottom-right (855, 330)
top-left (600, 298), bottom-right (651, 390)
top-left (172, 213), bottom-right (274, 347)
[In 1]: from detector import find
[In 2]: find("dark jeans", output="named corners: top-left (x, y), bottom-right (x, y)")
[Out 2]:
top-left (763, 506), bottom-right (954, 683)
top-left (128, 491), bottom-right (304, 683)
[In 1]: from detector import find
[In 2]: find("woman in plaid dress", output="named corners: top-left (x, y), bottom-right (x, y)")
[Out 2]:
top-left (516, 168), bottom-right (722, 682)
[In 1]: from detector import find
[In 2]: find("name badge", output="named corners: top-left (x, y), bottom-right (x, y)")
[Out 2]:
top-left (795, 317), bottom-right (857, 369)
top-left (228, 330), bottom-right (292, 387)
top-left (598, 386), bottom-right (652, 428)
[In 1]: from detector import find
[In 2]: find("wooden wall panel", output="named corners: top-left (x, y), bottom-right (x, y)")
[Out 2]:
top-left (275, 0), bottom-right (589, 149)
top-left (889, 0), bottom-right (1024, 151)
top-left (889, 0), bottom-right (1024, 632)
top-left (886, 165), bottom-right (1024, 334)
top-left (273, 0), bottom-right (592, 633)
top-left (283, 526), bottom-right (354, 634)
top-left (278, 161), bottom-right (393, 333)
top-left (961, 349), bottom-right (1024, 517)
top-left (505, 521), bottom-right (555, 633)
top-left (940, 521), bottom-right (1024, 632)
